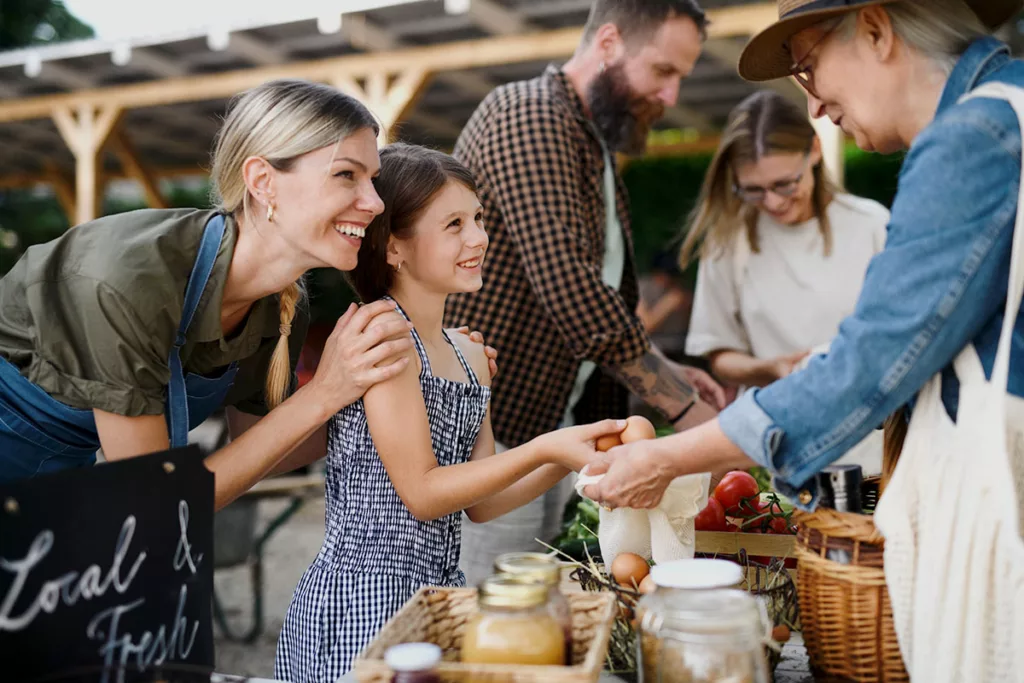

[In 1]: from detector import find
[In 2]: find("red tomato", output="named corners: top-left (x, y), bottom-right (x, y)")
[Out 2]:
top-left (694, 497), bottom-right (728, 532)
top-left (725, 523), bottom-right (741, 532)
top-left (768, 516), bottom-right (790, 534)
top-left (713, 472), bottom-right (760, 515)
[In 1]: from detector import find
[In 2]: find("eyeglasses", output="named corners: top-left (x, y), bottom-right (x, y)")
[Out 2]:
top-left (733, 156), bottom-right (813, 205)
top-left (787, 20), bottom-right (842, 100)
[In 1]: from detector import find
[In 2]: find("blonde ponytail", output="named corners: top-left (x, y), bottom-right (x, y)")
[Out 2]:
top-left (265, 280), bottom-right (303, 409)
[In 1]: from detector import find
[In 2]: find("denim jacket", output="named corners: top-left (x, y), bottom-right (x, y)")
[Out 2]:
top-left (719, 37), bottom-right (1024, 509)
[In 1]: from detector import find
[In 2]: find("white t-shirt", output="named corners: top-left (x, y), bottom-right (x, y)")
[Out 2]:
top-left (686, 193), bottom-right (890, 361)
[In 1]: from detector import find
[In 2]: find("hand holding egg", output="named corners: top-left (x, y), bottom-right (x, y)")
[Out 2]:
top-left (595, 416), bottom-right (657, 452)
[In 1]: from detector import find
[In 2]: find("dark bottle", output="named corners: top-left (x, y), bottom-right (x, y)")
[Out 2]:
top-left (386, 643), bottom-right (442, 683)
top-left (816, 464), bottom-right (864, 513)
top-left (815, 464), bottom-right (864, 565)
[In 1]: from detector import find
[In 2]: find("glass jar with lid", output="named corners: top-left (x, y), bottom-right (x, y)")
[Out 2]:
top-left (461, 576), bottom-right (566, 667)
top-left (636, 559), bottom-right (745, 625)
top-left (493, 552), bottom-right (572, 663)
top-left (637, 588), bottom-right (770, 683)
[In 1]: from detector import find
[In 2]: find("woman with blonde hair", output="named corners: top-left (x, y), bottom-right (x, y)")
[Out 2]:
top-left (584, 1), bottom-right (1024, 678)
top-left (0, 79), bottom-right (493, 509)
top-left (682, 89), bottom-right (889, 471)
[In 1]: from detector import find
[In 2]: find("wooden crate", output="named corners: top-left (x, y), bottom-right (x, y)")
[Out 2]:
top-left (695, 531), bottom-right (797, 558)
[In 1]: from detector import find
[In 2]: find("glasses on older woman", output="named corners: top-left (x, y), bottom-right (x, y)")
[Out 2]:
top-left (787, 19), bottom-right (843, 99)
top-left (733, 156), bottom-right (813, 204)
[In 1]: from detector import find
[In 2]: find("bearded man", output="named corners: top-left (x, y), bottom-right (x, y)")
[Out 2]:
top-left (445, 0), bottom-right (727, 584)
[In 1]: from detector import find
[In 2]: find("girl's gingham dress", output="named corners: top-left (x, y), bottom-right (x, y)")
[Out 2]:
top-left (275, 297), bottom-right (490, 683)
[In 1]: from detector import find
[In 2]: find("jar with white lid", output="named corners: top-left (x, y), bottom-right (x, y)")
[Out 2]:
top-left (637, 588), bottom-right (769, 683)
top-left (649, 559), bottom-right (745, 591)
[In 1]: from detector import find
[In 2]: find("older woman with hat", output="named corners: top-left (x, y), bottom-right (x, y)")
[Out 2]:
top-left (583, 0), bottom-right (1024, 678)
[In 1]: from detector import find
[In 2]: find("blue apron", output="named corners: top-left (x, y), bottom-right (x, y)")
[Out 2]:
top-left (0, 214), bottom-right (239, 484)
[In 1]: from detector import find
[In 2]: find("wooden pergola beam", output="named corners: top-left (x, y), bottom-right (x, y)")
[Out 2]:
top-left (43, 162), bottom-right (77, 220)
top-left (0, 164), bottom-right (209, 189)
top-left (51, 103), bottom-right (123, 225)
top-left (109, 130), bottom-right (168, 209)
top-left (0, 2), bottom-right (778, 125)
top-left (332, 67), bottom-right (432, 144)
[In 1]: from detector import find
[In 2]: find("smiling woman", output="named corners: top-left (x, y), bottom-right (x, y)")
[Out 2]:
top-left (0, 79), bottom-right (421, 509)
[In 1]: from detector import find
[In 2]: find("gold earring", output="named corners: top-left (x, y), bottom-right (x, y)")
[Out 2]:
top-left (266, 202), bottom-right (276, 223)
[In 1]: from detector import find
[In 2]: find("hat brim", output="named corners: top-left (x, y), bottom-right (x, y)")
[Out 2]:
top-left (737, 0), bottom-right (1024, 83)
top-left (737, 1), bottom-right (897, 82)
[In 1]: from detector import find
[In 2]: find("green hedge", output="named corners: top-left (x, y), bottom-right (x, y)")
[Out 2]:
top-left (0, 147), bottom-right (904, 324)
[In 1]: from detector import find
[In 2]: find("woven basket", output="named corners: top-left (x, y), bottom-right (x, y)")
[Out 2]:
top-left (793, 507), bottom-right (907, 682)
top-left (353, 587), bottom-right (617, 683)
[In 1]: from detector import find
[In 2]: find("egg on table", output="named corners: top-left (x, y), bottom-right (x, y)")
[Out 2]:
top-left (610, 552), bottom-right (650, 588)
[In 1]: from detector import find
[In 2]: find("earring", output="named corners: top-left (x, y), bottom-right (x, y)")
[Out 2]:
top-left (266, 202), bottom-right (276, 223)
top-left (599, 61), bottom-right (606, 74)
top-left (396, 262), bottom-right (403, 272)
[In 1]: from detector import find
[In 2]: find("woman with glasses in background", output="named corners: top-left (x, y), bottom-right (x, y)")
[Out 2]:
top-left (679, 90), bottom-right (889, 471)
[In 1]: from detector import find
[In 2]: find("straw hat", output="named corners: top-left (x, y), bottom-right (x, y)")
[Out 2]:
top-left (738, 0), bottom-right (1023, 82)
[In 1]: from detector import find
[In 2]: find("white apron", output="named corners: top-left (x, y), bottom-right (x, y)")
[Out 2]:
top-left (873, 82), bottom-right (1024, 683)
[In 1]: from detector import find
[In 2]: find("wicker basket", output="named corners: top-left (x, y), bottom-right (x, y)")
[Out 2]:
top-left (793, 507), bottom-right (907, 682)
top-left (353, 587), bottom-right (617, 683)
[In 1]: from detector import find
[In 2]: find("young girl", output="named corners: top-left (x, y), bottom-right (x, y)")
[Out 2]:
top-left (275, 144), bottom-right (624, 681)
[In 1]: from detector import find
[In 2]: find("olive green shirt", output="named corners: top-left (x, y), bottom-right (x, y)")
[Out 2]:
top-left (0, 208), bottom-right (308, 417)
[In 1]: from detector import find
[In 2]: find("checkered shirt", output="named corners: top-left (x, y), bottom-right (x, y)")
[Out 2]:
top-left (445, 65), bottom-right (650, 447)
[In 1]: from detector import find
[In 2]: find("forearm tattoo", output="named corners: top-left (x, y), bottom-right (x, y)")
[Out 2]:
top-left (610, 350), bottom-right (697, 418)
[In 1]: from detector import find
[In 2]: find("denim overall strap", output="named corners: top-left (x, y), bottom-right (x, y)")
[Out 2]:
top-left (168, 214), bottom-right (226, 448)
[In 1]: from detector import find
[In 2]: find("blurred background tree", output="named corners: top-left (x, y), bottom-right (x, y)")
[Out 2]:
top-left (0, 0), bottom-right (94, 49)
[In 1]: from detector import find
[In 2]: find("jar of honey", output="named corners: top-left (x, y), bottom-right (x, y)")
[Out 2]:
top-left (493, 552), bottom-right (573, 663)
top-left (461, 576), bottom-right (566, 667)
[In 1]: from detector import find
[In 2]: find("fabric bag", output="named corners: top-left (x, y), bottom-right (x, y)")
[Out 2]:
top-left (575, 470), bottom-right (711, 564)
top-left (873, 81), bottom-right (1024, 683)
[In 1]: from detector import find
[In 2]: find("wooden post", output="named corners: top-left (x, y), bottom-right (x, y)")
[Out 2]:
top-left (52, 103), bottom-right (122, 225)
top-left (43, 162), bottom-right (76, 222)
top-left (110, 131), bottom-right (168, 209)
top-left (332, 68), bottom-right (431, 145)
top-left (811, 113), bottom-right (845, 188)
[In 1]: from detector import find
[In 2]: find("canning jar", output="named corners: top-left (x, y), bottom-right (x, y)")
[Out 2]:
top-left (637, 588), bottom-right (770, 683)
top-left (461, 576), bottom-right (565, 667)
top-left (493, 552), bottom-right (572, 663)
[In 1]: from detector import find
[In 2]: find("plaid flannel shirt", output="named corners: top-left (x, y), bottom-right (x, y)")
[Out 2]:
top-left (445, 66), bottom-right (651, 447)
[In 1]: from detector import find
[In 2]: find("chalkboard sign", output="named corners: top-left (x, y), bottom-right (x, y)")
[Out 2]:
top-left (0, 446), bottom-right (215, 683)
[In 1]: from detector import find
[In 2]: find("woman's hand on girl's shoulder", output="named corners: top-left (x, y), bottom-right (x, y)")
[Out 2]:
top-left (305, 302), bottom-right (415, 413)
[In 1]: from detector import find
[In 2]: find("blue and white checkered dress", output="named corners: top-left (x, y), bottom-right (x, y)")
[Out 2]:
top-left (275, 297), bottom-right (491, 683)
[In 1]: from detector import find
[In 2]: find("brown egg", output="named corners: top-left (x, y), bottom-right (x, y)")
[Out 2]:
top-left (638, 573), bottom-right (657, 595)
top-left (620, 416), bottom-right (656, 444)
top-left (595, 433), bottom-right (623, 452)
top-left (771, 624), bottom-right (792, 643)
top-left (610, 552), bottom-right (650, 588)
